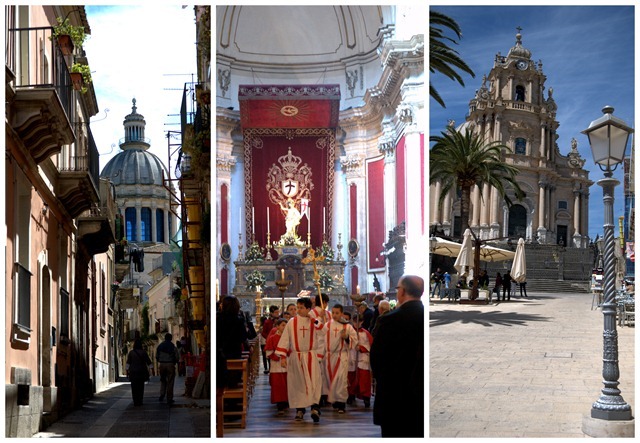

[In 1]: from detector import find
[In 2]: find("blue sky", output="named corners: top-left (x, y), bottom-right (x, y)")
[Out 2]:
top-left (429, 5), bottom-right (635, 240)
top-left (83, 5), bottom-right (197, 174)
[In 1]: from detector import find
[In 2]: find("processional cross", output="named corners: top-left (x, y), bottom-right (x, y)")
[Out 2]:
top-left (302, 246), bottom-right (325, 310)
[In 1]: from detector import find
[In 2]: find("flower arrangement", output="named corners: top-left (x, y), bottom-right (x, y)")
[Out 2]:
top-left (245, 242), bottom-right (265, 262)
top-left (246, 269), bottom-right (266, 291)
top-left (319, 240), bottom-right (334, 261)
top-left (319, 270), bottom-right (334, 289)
top-left (277, 232), bottom-right (305, 247)
top-left (389, 299), bottom-right (398, 310)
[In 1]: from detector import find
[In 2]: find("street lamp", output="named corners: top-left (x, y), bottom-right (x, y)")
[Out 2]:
top-left (581, 106), bottom-right (633, 429)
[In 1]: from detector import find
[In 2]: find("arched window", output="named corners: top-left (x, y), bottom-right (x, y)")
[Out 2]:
top-left (141, 208), bottom-right (152, 241)
top-left (156, 209), bottom-right (165, 243)
top-left (508, 204), bottom-right (527, 238)
top-left (125, 207), bottom-right (137, 241)
top-left (515, 138), bottom-right (526, 155)
top-left (515, 85), bottom-right (525, 102)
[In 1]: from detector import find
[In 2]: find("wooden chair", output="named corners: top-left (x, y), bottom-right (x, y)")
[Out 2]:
top-left (222, 359), bottom-right (249, 428)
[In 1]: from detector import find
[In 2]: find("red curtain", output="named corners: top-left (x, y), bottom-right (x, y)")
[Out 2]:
top-left (243, 129), bottom-right (335, 250)
top-left (396, 136), bottom-right (406, 225)
top-left (367, 158), bottom-right (385, 271)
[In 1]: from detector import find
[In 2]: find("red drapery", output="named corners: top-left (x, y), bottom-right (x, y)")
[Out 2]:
top-left (239, 85), bottom-right (340, 251)
top-left (367, 158), bottom-right (385, 271)
top-left (243, 129), bottom-right (335, 250)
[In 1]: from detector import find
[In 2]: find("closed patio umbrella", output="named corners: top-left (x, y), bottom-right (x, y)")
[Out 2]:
top-left (454, 229), bottom-right (474, 275)
top-left (510, 238), bottom-right (527, 283)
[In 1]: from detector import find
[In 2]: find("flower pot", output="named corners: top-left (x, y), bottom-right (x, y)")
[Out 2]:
top-left (69, 72), bottom-right (83, 91)
top-left (57, 34), bottom-right (74, 55)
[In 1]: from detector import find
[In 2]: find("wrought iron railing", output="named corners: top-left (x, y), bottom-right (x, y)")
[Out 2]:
top-left (6, 25), bottom-right (76, 124)
top-left (58, 122), bottom-right (99, 190)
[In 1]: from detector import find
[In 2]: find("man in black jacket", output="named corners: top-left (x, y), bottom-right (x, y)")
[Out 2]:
top-left (371, 275), bottom-right (424, 438)
top-left (156, 333), bottom-right (180, 405)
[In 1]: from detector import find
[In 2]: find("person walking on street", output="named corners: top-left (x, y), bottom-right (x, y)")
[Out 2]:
top-left (430, 268), bottom-right (443, 297)
top-left (494, 273), bottom-right (502, 302)
top-left (502, 271), bottom-right (512, 301)
top-left (156, 333), bottom-right (180, 405)
top-left (126, 339), bottom-right (153, 406)
top-left (371, 275), bottom-right (424, 438)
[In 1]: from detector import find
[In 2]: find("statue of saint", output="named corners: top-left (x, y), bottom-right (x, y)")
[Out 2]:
top-left (279, 198), bottom-right (302, 238)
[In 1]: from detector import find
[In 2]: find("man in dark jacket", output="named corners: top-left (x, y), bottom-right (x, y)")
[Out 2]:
top-left (156, 333), bottom-right (180, 405)
top-left (371, 275), bottom-right (424, 438)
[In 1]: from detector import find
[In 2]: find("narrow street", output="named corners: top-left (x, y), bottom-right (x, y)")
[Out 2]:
top-left (34, 376), bottom-right (210, 438)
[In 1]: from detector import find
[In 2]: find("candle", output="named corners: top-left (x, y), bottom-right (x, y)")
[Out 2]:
top-left (267, 207), bottom-right (270, 233)
top-left (323, 206), bottom-right (326, 235)
top-left (308, 207), bottom-right (311, 233)
top-left (356, 285), bottom-right (360, 295)
top-left (281, 269), bottom-right (285, 280)
top-left (216, 278), bottom-right (220, 301)
top-left (252, 206), bottom-right (255, 235)
top-left (239, 209), bottom-right (242, 234)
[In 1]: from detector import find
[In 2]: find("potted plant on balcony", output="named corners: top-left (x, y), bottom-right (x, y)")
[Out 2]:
top-left (50, 17), bottom-right (87, 56)
top-left (70, 62), bottom-right (92, 93)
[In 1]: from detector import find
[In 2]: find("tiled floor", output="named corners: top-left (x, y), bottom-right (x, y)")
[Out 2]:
top-left (223, 370), bottom-right (382, 438)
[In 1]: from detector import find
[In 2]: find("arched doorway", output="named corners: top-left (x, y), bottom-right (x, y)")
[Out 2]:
top-left (508, 204), bottom-right (527, 239)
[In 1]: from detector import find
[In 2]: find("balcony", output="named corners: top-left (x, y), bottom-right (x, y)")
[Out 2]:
top-left (77, 179), bottom-right (116, 256)
top-left (57, 123), bottom-right (100, 218)
top-left (6, 26), bottom-right (76, 164)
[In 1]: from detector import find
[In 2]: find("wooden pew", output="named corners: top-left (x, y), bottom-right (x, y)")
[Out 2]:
top-left (222, 359), bottom-right (249, 428)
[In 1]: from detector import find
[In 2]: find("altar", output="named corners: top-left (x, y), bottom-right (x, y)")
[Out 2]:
top-left (232, 243), bottom-right (347, 317)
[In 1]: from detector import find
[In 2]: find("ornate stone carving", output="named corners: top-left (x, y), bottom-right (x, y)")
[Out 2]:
top-left (346, 69), bottom-right (358, 98)
top-left (217, 154), bottom-right (237, 172)
top-left (340, 154), bottom-right (364, 178)
top-left (217, 68), bottom-right (231, 98)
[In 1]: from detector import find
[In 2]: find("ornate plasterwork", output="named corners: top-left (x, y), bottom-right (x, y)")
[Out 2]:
top-left (340, 154), bottom-right (365, 179)
top-left (216, 154), bottom-right (237, 172)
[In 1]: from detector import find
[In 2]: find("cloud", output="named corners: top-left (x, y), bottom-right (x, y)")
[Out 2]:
top-left (84, 5), bottom-right (198, 174)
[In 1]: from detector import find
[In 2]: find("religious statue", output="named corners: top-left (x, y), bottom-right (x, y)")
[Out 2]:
top-left (279, 198), bottom-right (302, 239)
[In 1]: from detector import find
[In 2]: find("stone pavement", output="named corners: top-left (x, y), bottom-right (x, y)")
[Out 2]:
top-left (429, 292), bottom-right (635, 438)
top-left (33, 375), bottom-right (210, 438)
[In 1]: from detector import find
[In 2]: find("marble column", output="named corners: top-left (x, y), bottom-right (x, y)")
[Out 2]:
top-left (433, 181), bottom-right (442, 225)
top-left (471, 185), bottom-right (481, 228)
top-left (573, 190), bottom-right (581, 235)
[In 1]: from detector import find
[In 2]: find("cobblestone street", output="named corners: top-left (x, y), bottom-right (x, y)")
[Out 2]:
top-left (33, 376), bottom-right (210, 438)
top-left (430, 292), bottom-right (635, 438)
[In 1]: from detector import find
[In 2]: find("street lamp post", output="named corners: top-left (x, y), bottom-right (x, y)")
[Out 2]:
top-left (582, 106), bottom-right (633, 429)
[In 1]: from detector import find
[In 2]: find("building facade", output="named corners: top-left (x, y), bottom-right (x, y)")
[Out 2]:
top-left (5, 5), bottom-right (116, 436)
top-left (430, 31), bottom-right (592, 248)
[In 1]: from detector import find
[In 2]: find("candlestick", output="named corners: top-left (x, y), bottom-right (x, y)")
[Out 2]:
top-left (252, 206), bottom-right (255, 235)
top-left (323, 206), bottom-right (326, 236)
top-left (267, 206), bottom-right (270, 233)
top-left (281, 268), bottom-right (285, 280)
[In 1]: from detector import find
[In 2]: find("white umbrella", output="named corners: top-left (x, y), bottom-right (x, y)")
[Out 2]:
top-left (431, 236), bottom-right (462, 258)
top-left (510, 238), bottom-right (527, 283)
top-left (478, 244), bottom-right (516, 262)
top-left (454, 229), bottom-right (474, 275)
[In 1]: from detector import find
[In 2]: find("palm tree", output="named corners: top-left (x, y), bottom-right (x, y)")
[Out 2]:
top-left (431, 126), bottom-right (525, 300)
top-left (430, 10), bottom-right (475, 108)
top-left (430, 126), bottom-right (525, 237)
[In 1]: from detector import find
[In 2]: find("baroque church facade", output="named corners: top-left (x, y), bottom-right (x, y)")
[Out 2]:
top-left (430, 31), bottom-right (592, 249)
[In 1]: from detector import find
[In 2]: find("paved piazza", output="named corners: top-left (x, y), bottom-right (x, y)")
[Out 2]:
top-left (429, 292), bottom-right (635, 438)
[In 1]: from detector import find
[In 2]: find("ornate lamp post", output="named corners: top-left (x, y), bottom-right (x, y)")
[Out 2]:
top-left (581, 106), bottom-right (633, 432)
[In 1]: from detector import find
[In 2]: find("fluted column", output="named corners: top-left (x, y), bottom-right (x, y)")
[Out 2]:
top-left (442, 188), bottom-right (452, 227)
top-left (481, 183), bottom-right (490, 226)
top-left (433, 181), bottom-right (442, 224)
top-left (573, 190), bottom-right (581, 235)
top-left (540, 124), bottom-right (547, 158)
top-left (471, 185), bottom-right (481, 227)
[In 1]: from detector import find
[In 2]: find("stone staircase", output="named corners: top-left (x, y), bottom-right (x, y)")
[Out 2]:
top-left (525, 278), bottom-right (590, 293)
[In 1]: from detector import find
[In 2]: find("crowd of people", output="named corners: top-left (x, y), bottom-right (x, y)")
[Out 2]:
top-left (430, 267), bottom-right (528, 301)
top-left (216, 274), bottom-right (425, 438)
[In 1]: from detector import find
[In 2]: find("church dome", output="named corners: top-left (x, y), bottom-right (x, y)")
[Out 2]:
top-left (100, 149), bottom-right (167, 186)
top-left (100, 98), bottom-right (168, 186)
top-left (507, 31), bottom-right (532, 60)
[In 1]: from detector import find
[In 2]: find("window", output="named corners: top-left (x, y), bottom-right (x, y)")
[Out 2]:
top-left (101, 268), bottom-right (106, 327)
top-left (515, 85), bottom-right (525, 102)
top-left (16, 263), bottom-right (31, 329)
top-left (515, 138), bottom-right (526, 155)
top-left (558, 201), bottom-right (568, 210)
top-left (156, 209), bottom-right (165, 243)
top-left (141, 208), bottom-right (151, 241)
top-left (60, 288), bottom-right (69, 342)
top-left (125, 207), bottom-right (137, 241)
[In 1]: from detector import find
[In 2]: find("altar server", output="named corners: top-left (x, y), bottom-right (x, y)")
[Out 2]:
top-left (324, 304), bottom-right (357, 413)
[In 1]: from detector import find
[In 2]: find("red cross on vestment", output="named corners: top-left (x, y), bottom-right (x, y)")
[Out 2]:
top-left (300, 325), bottom-right (309, 338)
